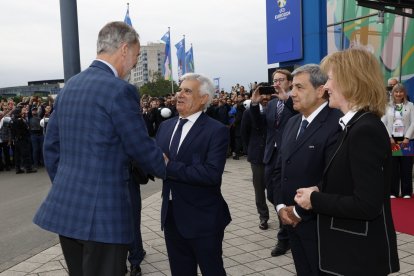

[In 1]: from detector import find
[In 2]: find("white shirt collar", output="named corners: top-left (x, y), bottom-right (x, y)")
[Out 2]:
top-left (339, 110), bottom-right (358, 130)
top-left (301, 102), bottom-right (328, 125)
top-left (95, 59), bottom-right (118, 77)
top-left (180, 111), bottom-right (202, 123)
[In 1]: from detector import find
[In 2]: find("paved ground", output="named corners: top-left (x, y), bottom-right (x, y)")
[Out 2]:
top-left (1, 157), bottom-right (414, 275)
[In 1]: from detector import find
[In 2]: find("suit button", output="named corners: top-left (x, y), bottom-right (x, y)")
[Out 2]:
top-left (287, 160), bottom-right (291, 164)
top-left (284, 177), bottom-right (288, 181)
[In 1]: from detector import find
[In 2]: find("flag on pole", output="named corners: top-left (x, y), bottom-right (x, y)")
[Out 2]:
top-left (175, 37), bottom-right (186, 79)
top-left (161, 29), bottom-right (172, 81)
top-left (124, 3), bottom-right (132, 26)
top-left (213, 77), bottom-right (220, 93)
top-left (185, 45), bottom-right (195, 73)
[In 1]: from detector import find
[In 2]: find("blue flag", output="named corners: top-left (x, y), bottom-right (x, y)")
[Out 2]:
top-left (161, 30), bottom-right (172, 81)
top-left (213, 77), bottom-right (220, 93)
top-left (175, 38), bottom-right (186, 78)
top-left (124, 5), bottom-right (132, 26)
top-left (185, 45), bottom-right (194, 73)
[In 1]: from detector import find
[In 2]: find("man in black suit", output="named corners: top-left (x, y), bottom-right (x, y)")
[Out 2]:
top-left (241, 95), bottom-right (271, 229)
top-left (271, 64), bottom-right (342, 275)
top-left (250, 69), bottom-right (297, 256)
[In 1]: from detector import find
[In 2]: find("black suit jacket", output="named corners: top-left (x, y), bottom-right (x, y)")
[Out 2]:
top-left (272, 104), bottom-right (342, 225)
top-left (250, 97), bottom-right (297, 164)
top-left (240, 108), bottom-right (266, 164)
top-left (311, 111), bottom-right (400, 275)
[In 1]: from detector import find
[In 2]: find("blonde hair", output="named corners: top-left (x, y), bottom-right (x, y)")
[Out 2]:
top-left (320, 47), bottom-right (387, 117)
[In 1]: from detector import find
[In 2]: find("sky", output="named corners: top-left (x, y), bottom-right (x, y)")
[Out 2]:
top-left (0, 0), bottom-right (270, 92)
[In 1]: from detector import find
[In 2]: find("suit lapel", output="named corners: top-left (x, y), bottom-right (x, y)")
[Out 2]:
top-left (175, 112), bottom-right (207, 159)
top-left (286, 105), bottom-right (330, 158)
top-left (161, 117), bottom-right (179, 155)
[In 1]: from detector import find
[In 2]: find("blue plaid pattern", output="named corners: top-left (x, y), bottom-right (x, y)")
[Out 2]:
top-left (33, 61), bottom-right (166, 244)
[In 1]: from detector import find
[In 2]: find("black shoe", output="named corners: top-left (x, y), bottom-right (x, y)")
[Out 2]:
top-left (130, 265), bottom-right (142, 276)
top-left (26, 168), bottom-right (37, 173)
top-left (271, 240), bottom-right (290, 257)
top-left (232, 155), bottom-right (239, 160)
top-left (259, 219), bottom-right (268, 230)
top-left (16, 169), bottom-right (24, 174)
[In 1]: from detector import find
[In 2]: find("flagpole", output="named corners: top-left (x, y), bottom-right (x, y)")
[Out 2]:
top-left (169, 27), bottom-right (174, 95)
top-left (191, 43), bottom-right (194, 72)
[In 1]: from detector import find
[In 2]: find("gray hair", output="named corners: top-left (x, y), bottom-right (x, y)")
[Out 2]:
top-left (292, 64), bottom-right (328, 89)
top-left (97, 21), bottom-right (140, 54)
top-left (180, 73), bottom-right (215, 107)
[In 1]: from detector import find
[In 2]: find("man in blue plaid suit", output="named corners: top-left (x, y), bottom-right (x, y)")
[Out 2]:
top-left (33, 22), bottom-right (166, 276)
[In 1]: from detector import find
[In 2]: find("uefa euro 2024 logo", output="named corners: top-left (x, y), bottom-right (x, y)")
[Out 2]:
top-left (275, 0), bottom-right (290, 21)
top-left (277, 0), bottom-right (287, 8)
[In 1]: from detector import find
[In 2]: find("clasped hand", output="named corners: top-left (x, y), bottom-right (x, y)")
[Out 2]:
top-left (279, 206), bottom-right (301, 227)
top-left (294, 186), bottom-right (319, 210)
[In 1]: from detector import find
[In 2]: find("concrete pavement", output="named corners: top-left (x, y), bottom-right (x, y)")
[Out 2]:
top-left (1, 157), bottom-right (414, 275)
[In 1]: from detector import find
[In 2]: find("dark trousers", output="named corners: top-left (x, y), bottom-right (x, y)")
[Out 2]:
top-left (265, 149), bottom-right (289, 241)
top-left (287, 223), bottom-right (324, 276)
top-left (127, 181), bottom-right (145, 266)
top-left (59, 235), bottom-right (128, 276)
top-left (30, 134), bottom-right (44, 167)
top-left (14, 138), bottom-right (32, 170)
top-left (0, 141), bottom-right (11, 169)
top-left (250, 162), bottom-right (269, 221)
top-left (391, 156), bottom-right (413, 197)
top-left (164, 203), bottom-right (226, 276)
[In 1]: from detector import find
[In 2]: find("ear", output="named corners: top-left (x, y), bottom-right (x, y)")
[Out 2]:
top-left (201, 94), bottom-right (209, 105)
top-left (316, 85), bottom-right (327, 99)
top-left (120, 42), bottom-right (129, 57)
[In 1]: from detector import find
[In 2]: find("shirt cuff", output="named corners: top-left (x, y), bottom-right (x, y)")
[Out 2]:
top-left (293, 206), bottom-right (301, 219)
top-left (276, 204), bottom-right (286, 214)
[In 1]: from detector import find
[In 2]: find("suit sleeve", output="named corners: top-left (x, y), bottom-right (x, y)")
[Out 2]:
top-left (240, 110), bottom-right (250, 153)
top-left (111, 84), bottom-right (166, 179)
top-left (270, 152), bottom-right (282, 205)
top-left (311, 123), bottom-right (387, 220)
top-left (43, 96), bottom-right (60, 182)
top-left (404, 102), bottom-right (414, 139)
top-left (249, 103), bottom-right (264, 130)
top-left (165, 124), bottom-right (229, 187)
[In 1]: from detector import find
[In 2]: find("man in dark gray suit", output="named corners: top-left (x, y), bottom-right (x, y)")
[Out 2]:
top-left (271, 64), bottom-right (342, 275)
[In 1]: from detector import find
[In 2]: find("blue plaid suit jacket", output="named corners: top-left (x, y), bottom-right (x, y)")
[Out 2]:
top-left (33, 60), bottom-right (166, 244)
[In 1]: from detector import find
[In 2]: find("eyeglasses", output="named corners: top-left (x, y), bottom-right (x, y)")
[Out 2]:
top-left (273, 78), bottom-right (286, 83)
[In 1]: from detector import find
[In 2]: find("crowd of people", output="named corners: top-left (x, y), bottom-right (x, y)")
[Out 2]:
top-left (0, 96), bottom-right (54, 173)
top-left (1, 21), bottom-right (409, 276)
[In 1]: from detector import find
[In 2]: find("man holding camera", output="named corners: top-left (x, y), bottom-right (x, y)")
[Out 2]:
top-left (250, 69), bottom-right (297, 256)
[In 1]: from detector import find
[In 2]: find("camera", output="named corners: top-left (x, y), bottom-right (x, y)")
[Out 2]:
top-left (258, 85), bottom-right (275, 95)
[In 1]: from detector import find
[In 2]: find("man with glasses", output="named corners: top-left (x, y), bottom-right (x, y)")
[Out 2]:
top-left (250, 69), bottom-right (297, 256)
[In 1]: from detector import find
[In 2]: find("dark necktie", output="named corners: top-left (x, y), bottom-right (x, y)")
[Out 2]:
top-left (297, 120), bottom-right (309, 140)
top-left (275, 100), bottom-right (284, 127)
top-left (169, 118), bottom-right (188, 160)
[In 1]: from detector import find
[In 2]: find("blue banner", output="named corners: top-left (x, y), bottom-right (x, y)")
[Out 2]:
top-left (161, 30), bottom-right (172, 80)
top-left (185, 46), bottom-right (194, 73)
top-left (175, 38), bottom-right (186, 78)
top-left (266, 0), bottom-right (303, 64)
top-left (124, 5), bottom-right (132, 27)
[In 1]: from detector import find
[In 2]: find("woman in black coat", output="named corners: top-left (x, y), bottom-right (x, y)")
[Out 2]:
top-left (294, 48), bottom-right (400, 276)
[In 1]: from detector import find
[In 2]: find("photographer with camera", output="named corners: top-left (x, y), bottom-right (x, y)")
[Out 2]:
top-left (249, 69), bottom-right (297, 256)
